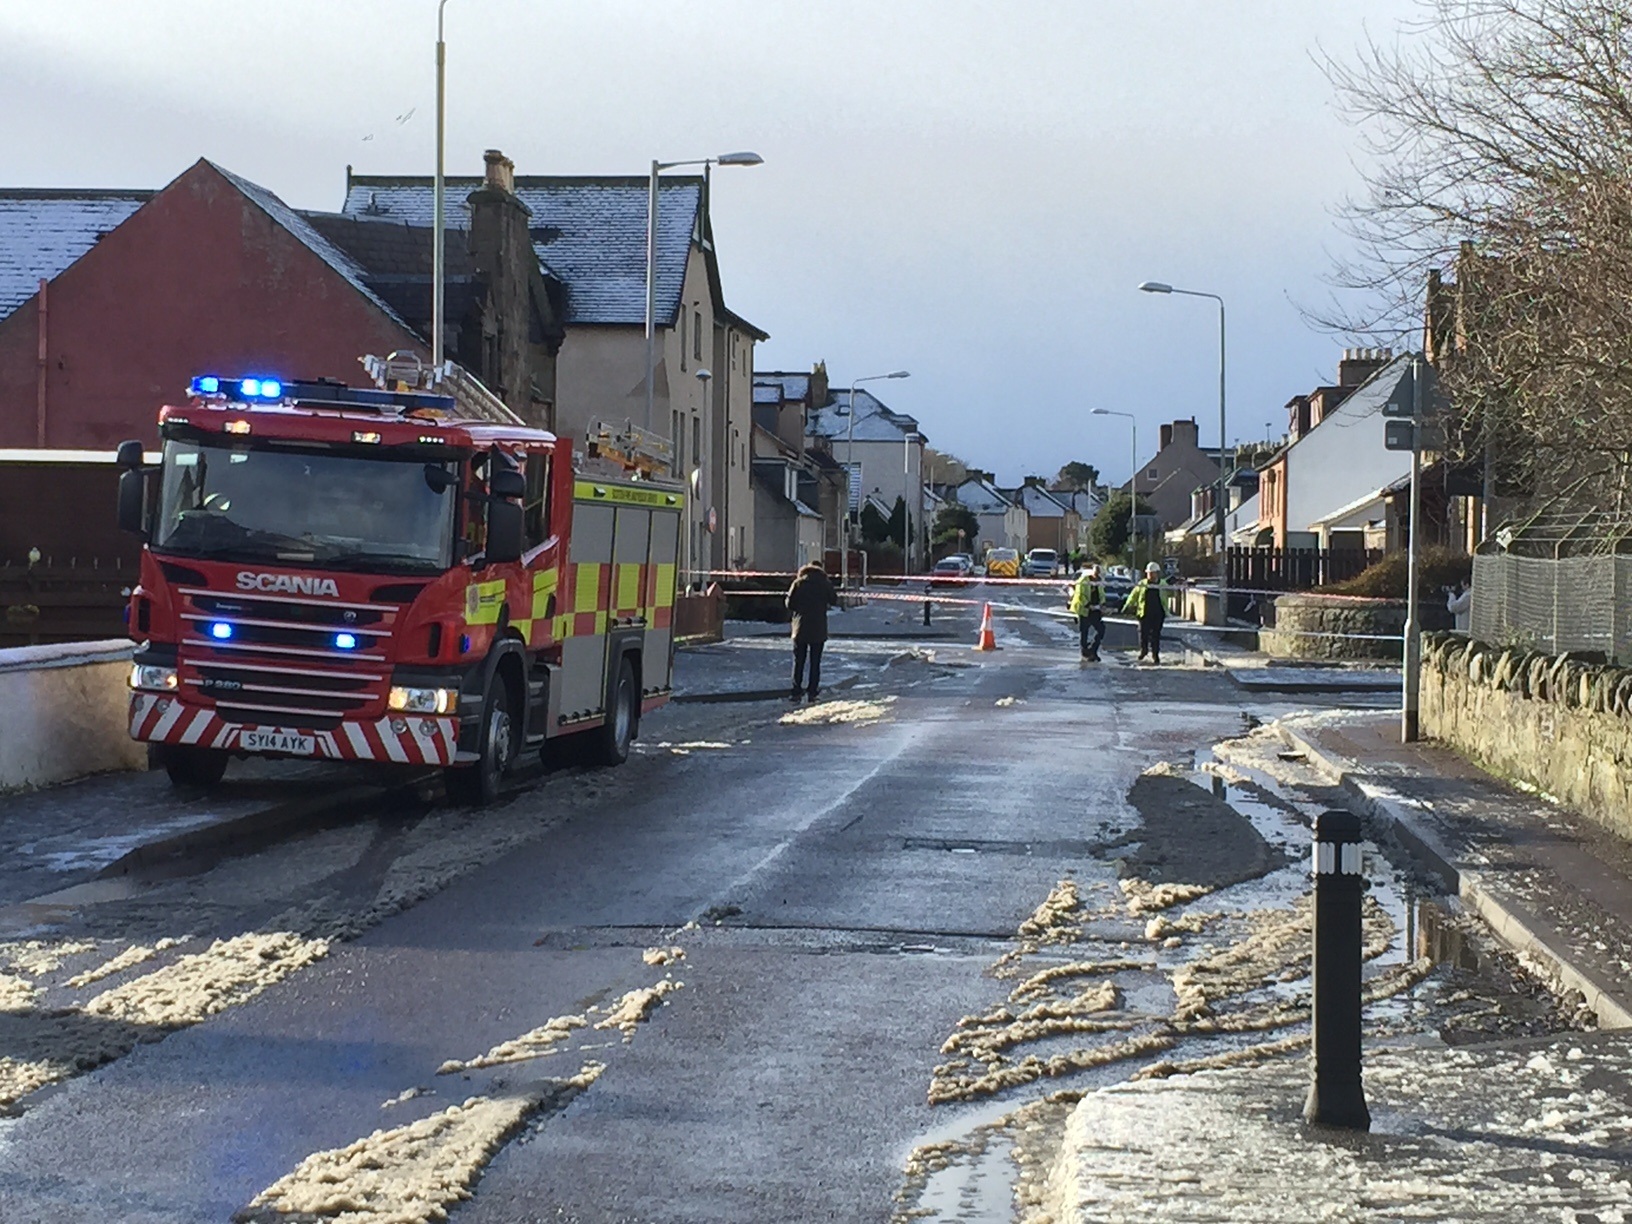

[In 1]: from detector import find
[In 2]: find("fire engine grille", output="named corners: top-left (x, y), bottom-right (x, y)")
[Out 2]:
top-left (178, 586), bottom-right (396, 730)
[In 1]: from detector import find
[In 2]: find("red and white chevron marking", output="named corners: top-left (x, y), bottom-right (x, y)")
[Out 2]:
top-left (128, 695), bottom-right (457, 765)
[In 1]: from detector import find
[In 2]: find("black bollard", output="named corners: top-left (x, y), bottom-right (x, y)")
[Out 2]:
top-left (1304, 809), bottom-right (1371, 1130)
top-left (923, 581), bottom-right (932, 626)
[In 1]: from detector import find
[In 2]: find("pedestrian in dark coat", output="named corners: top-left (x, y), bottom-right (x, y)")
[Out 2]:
top-left (785, 562), bottom-right (838, 702)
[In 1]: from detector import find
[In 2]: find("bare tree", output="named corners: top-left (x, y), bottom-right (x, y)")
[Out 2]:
top-left (1322, 0), bottom-right (1632, 507)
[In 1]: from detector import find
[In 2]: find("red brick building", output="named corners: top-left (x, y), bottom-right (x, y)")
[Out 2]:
top-left (0, 160), bottom-right (428, 449)
top-left (0, 153), bottom-right (564, 451)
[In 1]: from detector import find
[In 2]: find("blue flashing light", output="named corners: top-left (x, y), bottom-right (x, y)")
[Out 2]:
top-left (240, 378), bottom-right (262, 398)
top-left (334, 632), bottom-right (358, 651)
top-left (260, 378), bottom-right (282, 399)
top-left (192, 375), bottom-right (221, 395)
top-left (209, 621), bottom-right (234, 641)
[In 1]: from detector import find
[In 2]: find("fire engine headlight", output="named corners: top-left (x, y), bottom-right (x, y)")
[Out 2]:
top-left (388, 686), bottom-right (458, 715)
top-left (130, 664), bottom-right (178, 692)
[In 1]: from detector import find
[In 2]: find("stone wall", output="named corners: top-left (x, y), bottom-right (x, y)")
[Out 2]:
top-left (1258, 594), bottom-right (1408, 661)
top-left (1421, 632), bottom-right (1632, 841)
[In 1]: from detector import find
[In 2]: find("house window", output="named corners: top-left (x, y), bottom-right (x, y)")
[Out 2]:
top-left (692, 416), bottom-right (701, 466)
top-left (693, 308), bottom-right (703, 361)
top-left (1147, 467), bottom-right (1158, 479)
top-left (671, 410), bottom-right (682, 476)
top-left (679, 311), bottom-right (687, 372)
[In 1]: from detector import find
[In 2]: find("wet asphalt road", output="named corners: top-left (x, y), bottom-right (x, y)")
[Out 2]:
top-left (0, 602), bottom-right (1366, 1222)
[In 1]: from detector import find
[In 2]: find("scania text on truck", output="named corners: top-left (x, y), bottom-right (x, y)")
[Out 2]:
top-left (117, 371), bottom-right (684, 804)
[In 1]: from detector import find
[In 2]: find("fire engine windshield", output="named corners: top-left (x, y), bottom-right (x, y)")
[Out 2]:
top-left (154, 438), bottom-right (458, 572)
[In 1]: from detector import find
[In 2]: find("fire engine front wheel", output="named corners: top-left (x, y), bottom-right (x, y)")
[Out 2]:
top-left (446, 682), bottom-right (515, 806)
top-left (154, 744), bottom-right (229, 789)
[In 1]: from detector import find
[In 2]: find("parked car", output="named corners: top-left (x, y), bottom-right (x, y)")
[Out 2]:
top-left (932, 555), bottom-right (974, 581)
top-left (1021, 548), bottom-right (1060, 578)
top-left (1102, 565), bottom-right (1135, 611)
top-left (985, 548), bottom-right (1021, 578)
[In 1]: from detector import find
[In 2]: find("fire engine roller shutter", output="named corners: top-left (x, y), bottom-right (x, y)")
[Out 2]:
top-left (613, 506), bottom-right (650, 625)
top-left (644, 507), bottom-right (680, 685)
top-left (558, 501), bottom-right (616, 721)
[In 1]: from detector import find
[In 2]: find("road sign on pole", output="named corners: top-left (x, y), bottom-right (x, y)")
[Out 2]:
top-left (1383, 363), bottom-right (1445, 418)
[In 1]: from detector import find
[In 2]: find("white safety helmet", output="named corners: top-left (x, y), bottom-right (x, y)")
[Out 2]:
top-left (1145, 562), bottom-right (1162, 576)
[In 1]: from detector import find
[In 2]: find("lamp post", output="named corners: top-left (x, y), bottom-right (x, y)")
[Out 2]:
top-left (841, 370), bottom-right (910, 589)
top-left (643, 151), bottom-right (763, 431)
top-left (904, 431), bottom-right (924, 572)
top-left (1092, 409), bottom-right (1137, 566)
top-left (1140, 280), bottom-right (1228, 618)
top-left (432, 0), bottom-right (452, 372)
top-left (693, 367), bottom-right (712, 585)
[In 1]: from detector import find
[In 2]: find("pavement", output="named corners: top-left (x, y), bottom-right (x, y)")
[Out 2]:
top-left (1280, 711), bottom-right (1632, 1030)
top-left (1049, 1027), bottom-right (1632, 1221)
top-left (1031, 702), bottom-right (1632, 1222)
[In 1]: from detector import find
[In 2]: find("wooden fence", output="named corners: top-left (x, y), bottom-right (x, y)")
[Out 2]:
top-left (0, 561), bottom-right (132, 648)
top-left (1225, 546), bottom-right (1382, 593)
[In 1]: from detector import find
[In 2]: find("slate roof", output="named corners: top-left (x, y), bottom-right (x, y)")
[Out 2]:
top-left (302, 211), bottom-right (478, 339)
top-left (1056, 489), bottom-right (1105, 517)
top-left (1016, 484), bottom-right (1071, 517)
top-left (948, 478), bottom-right (1016, 514)
top-left (340, 175), bottom-right (707, 327)
top-left (1279, 354), bottom-right (1413, 456)
top-left (212, 163), bottom-right (416, 334)
top-left (0, 190), bottom-right (152, 321)
top-left (753, 371), bottom-right (813, 401)
top-left (807, 388), bottom-right (921, 443)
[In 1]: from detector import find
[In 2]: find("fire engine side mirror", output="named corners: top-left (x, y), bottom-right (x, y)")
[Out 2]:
top-left (117, 468), bottom-right (147, 539)
top-left (116, 440), bottom-right (145, 470)
top-left (489, 469), bottom-right (525, 499)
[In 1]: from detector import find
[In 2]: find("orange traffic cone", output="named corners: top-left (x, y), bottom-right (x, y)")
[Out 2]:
top-left (976, 602), bottom-right (998, 651)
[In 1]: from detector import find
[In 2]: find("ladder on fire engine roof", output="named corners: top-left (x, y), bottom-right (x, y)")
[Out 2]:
top-left (585, 419), bottom-right (674, 479)
top-left (360, 353), bottom-right (524, 427)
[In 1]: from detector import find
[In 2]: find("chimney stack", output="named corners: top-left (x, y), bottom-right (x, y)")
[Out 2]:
top-left (483, 148), bottom-right (516, 194)
top-left (466, 149), bottom-right (534, 421)
top-left (1337, 346), bottom-right (1393, 388)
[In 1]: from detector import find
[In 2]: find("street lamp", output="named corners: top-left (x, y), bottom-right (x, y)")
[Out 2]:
top-left (644, 151), bottom-right (763, 431)
top-left (1140, 279), bottom-right (1228, 618)
top-left (904, 431), bottom-right (924, 573)
top-left (1092, 409), bottom-right (1138, 566)
top-left (692, 367), bottom-right (712, 587)
top-left (841, 370), bottom-right (910, 589)
top-left (432, 0), bottom-right (453, 372)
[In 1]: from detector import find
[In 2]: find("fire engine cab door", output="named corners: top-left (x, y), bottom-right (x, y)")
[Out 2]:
top-left (559, 501), bottom-right (615, 723)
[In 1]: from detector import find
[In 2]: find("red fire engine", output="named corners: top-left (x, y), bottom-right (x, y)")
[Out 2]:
top-left (117, 367), bottom-right (683, 804)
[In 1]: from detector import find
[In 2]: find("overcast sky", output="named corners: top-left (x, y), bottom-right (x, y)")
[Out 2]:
top-left (3, 0), bottom-right (1423, 484)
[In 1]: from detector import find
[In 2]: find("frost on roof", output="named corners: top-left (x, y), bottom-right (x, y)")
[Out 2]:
top-left (807, 389), bottom-right (918, 442)
top-left (340, 176), bottom-right (702, 327)
top-left (0, 192), bottom-right (151, 321)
